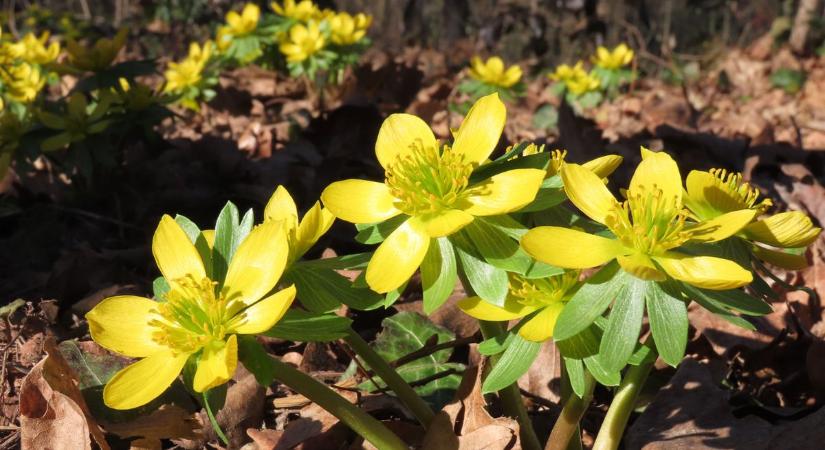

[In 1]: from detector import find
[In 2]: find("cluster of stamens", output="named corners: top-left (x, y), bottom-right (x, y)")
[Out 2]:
top-left (709, 168), bottom-right (772, 213)
top-left (509, 271), bottom-right (578, 308)
top-left (606, 185), bottom-right (690, 255)
top-left (385, 139), bottom-right (474, 215)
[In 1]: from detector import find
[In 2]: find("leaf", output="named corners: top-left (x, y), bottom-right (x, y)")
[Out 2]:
top-left (212, 201), bottom-right (243, 285)
top-left (355, 215), bottom-right (407, 244)
top-left (460, 220), bottom-right (537, 275)
top-left (686, 285), bottom-right (772, 316)
top-left (452, 233), bottom-right (508, 306)
top-left (237, 335), bottom-right (276, 387)
top-left (284, 264), bottom-right (382, 312)
top-left (598, 275), bottom-right (648, 372)
top-left (152, 277), bottom-right (170, 300)
top-left (481, 334), bottom-right (541, 393)
top-left (469, 152), bottom-right (549, 185)
top-left (647, 282), bottom-right (688, 367)
top-left (564, 357), bottom-right (586, 397)
top-left (383, 280), bottom-right (408, 308)
top-left (478, 330), bottom-right (517, 356)
top-left (295, 252), bottom-right (372, 270)
top-left (553, 262), bottom-right (624, 341)
top-left (421, 238), bottom-right (458, 314)
top-left (0, 298), bottom-right (26, 317)
top-left (57, 341), bottom-right (128, 390)
top-left (555, 323), bottom-right (601, 359)
top-left (175, 214), bottom-right (213, 278)
top-left (520, 176), bottom-right (567, 212)
top-left (263, 309), bottom-right (353, 342)
top-left (584, 354), bottom-right (620, 386)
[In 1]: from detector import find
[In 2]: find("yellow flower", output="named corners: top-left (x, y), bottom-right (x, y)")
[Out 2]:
top-left (279, 21), bottom-right (325, 63)
top-left (10, 32), bottom-right (61, 65)
top-left (592, 43), bottom-right (634, 70)
top-left (548, 61), bottom-right (600, 95)
top-left (459, 271), bottom-right (578, 342)
top-left (225, 3), bottom-right (260, 36)
top-left (66, 28), bottom-right (128, 72)
top-left (271, 0), bottom-right (319, 21)
top-left (549, 61), bottom-right (587, 83)
top-left (523, 146), bottom-right (622, 179)
top-left (521, 148), bottom-right (755, 290)
top-left (1, 63), bottom-right (46, 102)
top-left (328, 12), bottom-right (372, 46)
top-left (86, 216), bottom-right (295, 409)
top-left (321, 93), bottom-right (545, 293)
top-left (264, 185), bottom-right (335, 265)
top-left (468, 56), bottom-right (522, 88)
top-left (684, 168), bottom-right (821, 269)
top-left (163, 40), bottom-right (214, 93)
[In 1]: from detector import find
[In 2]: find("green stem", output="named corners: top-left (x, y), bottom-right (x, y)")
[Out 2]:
top-left (591, 356), bottom-right (656, 450)
top-left (545, 371), bottom-right (595, 450)
top-left (270, 358), bottom-right (408, 450)
top-left (203, 391), bottom-right (229, 445)
top-left (478, 320), bottom-right (543, 450)
top-left (344, 328), bottom-right (435, 427)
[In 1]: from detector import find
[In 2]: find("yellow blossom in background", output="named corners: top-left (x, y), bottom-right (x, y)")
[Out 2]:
top-left (592, 43), bottom-right (634, 70)
top-left (279, 21), bottom-right (325, 63)
top-left (216, 3), bottom-right (260, 51)
top-left (1, 63), bottom-right (46, 102)
top-left (522, 146), bottom-right (623, 179)
top-left (271, 0), bottom-right (319, 21)
top-left (163, 41), bottom-right (214, 93)
top-left (683, 168), bottom-right (822, 269)
top-left (549, 61), bottom-right (601, 95)
top-left (329, 12), bottom-right (372, 45)
top-left (85, 216), bottom-right (296, 409)
top-left (549, 61), bottom-right (588, 83)
top-left (522, 148), bottom-right (757, 290)
top-left (321, 93), bottom-right (545, 293)
top-left (468, 56), bottom-right (523, 88)
top-left (264, 185), bottom-right (335, 265)
top-left (66, 28), bottom-right (128, 72)
top-left (459, 271), bottom-right (579, 342)
top-left (10, 32), bottom-right (61, 65)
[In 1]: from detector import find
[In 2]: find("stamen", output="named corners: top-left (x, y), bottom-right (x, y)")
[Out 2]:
top-left (509, 271), bottom-right (578, 308)
top-left (605, 185), bottom-right (690, 255)
top-left (709, 168), bottom-right (772, 213)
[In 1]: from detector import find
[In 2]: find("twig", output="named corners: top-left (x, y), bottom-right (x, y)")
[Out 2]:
top-left (50, 204), bottom-right (141, 231)
top-left (389, 335), bottom-right (477, 368)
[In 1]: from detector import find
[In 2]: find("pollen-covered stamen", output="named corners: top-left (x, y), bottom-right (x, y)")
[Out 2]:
top-left (606, 185), bottom-right (690, 255)
top-left (385, 139), bottom-right (474, 215)
top-left (709, 168), bottom-right (772, 213)
top-left (509, 271), bottom-right (578, 308)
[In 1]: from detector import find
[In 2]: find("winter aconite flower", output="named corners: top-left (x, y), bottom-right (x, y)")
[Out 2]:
top-left (65, 28), bottom-right (128, 72)
top-left (38, 92), bottom-right (113, 151)
top-left (321, 93), bottom-right (545, 293)
top-left (468, 56), bottom-right (523, 89)
top-left (163, 41), bottom-right (214, 93)
top-left (216, 3), bottom-right (260, 50)
top-left (522, 148), bottom-right (756, 290)
top-left (592, 43), bottom-right (634, 70)
top-left (271, 0), bottom-right (319, 21)
top-left (279, 21), bottom-right (325, 63)
top-left (683, 168), bottom-right (821, 268)
top-left (549, 61), bottom-right (600, 95)
top-left (1, 62), bottom-right (46, 102)
top-left (86, 216), bottom-right (296, 409)
top-left (522, 146), bottom-right (622, 179)
top-left (264, 185), bottom-right (335, 265)
top-left (10, 32), bottom-right (60, 65)
top-left (459, 271), bottom-right (579, 342)
top-left (328, 12), bottom-right (372, 46)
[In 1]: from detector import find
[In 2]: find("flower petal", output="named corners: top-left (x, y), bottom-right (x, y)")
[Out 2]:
top-left (457, 296), bottom-right (537, 321)
top-left (463, 168), bottom-right (545, 216)
top-left (743, 211), bottom-right (821, 248)
top-left (451, 93), bottom-right (506, 164)
top-left (86, 296), bottom-right (163, 358)
top-left (224, 221), bottom-right (288, 306)
top-left (193, 335), bottom-right (238, 392)
top-left (629, 149), bottom-right (682, 209)
top-left (321, 179), bottom-right (401, 224)
top-left (617, 253), bottom-right (666, 281)
top-left (653, 253), bottom-right (752, 290)
top-left (752, 245), bottom-right (808, 270)
top-left (581, 154), bottom-right (623, 179)
top-left (375, 113), bottom-right (438, 170)
top-left (418, 209), bottom-right (474, 237)
top-left (366, 217), bottom-right (429, 293)
top-left (687, 209), bottom-right (758, 243)
top-left (264, 185), bottom-right (299, 230)
top-left (684, 169), bottom-right (740, 218)
top-left (152, 215), bottom-right (206, 283)
top-left (561, 163), bottom-right (618, 224)
top-left (103, 349), bottom-right (189, 410)
top-left (518, 303), bottom-right (564, 342)
top-left (231, 285), bottom-right (297, 334)
top-left (521, 226), bottom-right (627, 269)
top-left (294, 202), bottom-right (335, 258)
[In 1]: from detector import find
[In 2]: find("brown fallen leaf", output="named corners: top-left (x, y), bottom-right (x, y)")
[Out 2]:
top-left (19, 338), bottom-right (109, 450)
top-left (103, 404), bottom-right (201, 449)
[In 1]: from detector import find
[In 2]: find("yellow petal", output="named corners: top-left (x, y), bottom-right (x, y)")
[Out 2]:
top-left (653, 253), bottom-right (752, 290)
top-left (224, 221), bottom-right (288, 306)
top-left (687, 209), bottom-right (758, 243)
top-left (375, 113), bottom-right (437, 169)
top-left (86, 296), bottom-right (163, 358)
top-left (457, 296), bottom-right (537, 321)
top-left (231, 285), bottom-right (296, 334)
top-left (684, 170), bottom-right (741, 217)
top-left (582, 154), bottom-right (623, 179)
top-left (365, 218), bottom-right (429, 293)
top-left (451, 93), bottom-right (506, 164)
top-left (752, 245), bottom-right (808, 270)
top-left (103, 349), bottom-right (189, 410)
top-left (743, 211), bottom-right (821, 248)
top-left (152, 215), bottom-right (206, 283)
top-left (418, 209), bottom-right (474, 237)
top-left (486, 57), bottom-right (504, 76)
top-left (629, 149), bottom-right (682, 208)
top-left (463, 168), bottom-right (545, 216)
top-left (321, 179), bottom-right (401, 224)
top-left (617, 253), bottom-right (666, 281)
top-left (561, 163), bottom-right (618, 224)
top-left (518, 303), bottom-right (564, 342)
top-left (521, 226), bottom-right (627, 269)
top-left (264, 185), bottom-right (299, 231)
top-left (193, 335), bottom-right (238, 392)
top-left (294, 202), bottom-right (335, 258)
top-left (503, 65), bottom-right (522, 87)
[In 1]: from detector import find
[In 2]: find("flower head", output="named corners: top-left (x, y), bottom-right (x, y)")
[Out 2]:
top-left (65, 28), bottom-right (128, 72)
top-left (522, 145), bottom-right (622, 179)
top-left (522, 148), bottom-right (756, 290)
top-left (226, 3), bottom-right (260, 36)
top-left (86, 216), bottom-right (295, 409)
top-left (264, 185), bottom-right (335, 265)
top-left (548, 61), bottom-right (600, 95)
top-left (1, 63), bottom-right (46, 102)
top-left (10, 32), bottom-right (61, 65)
top-left (468, 56), bottom-right (522, 89)
top-left (592, 43), bottom-right (634, 70)
top-left (321, 93), bottom-right (545, 293)
top-left (163, 40), bottom-right (214, 93)
top-left (328, 12), bottom-right (372, 46)
top-left (279, 21), bottom-right (325, 63)
top-left (38, 92), bottom-right (114, 151)
top-left (271, 0), bottom-right (319, 21)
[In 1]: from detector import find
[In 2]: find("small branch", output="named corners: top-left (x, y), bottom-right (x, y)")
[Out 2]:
top-left (390, 335), bottom-right (477, 368)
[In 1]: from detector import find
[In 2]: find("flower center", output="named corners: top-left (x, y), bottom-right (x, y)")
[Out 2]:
top-left (509, 271), bottom-right (578, 308)
top-left (605, 186), bottom-right (690, 255)
top-left (385, 140), bottom-right (474, 216)
top-left (709, 168), bottom-right (772, 213)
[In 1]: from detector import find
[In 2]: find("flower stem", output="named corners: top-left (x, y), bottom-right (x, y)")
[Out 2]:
top-left (344, 328), bottom-right (435, 427)
top-left (544, 369), bottom-right (595, 450)
top-left (478, 320), bottom-right (543, 450)
top-left (591, 356), bottom-right (655, 450)
top-left (270, 357), bottom-right (408, 450)
top-left (202, 391), bottom-right (229, 446)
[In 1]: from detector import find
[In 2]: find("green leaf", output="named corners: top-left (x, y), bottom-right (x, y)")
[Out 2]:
top-left (175, 214), bottom-right (212, 278)
top-left (0, 299), bottom-right (25, 318)
top-left (520, 176), bottom-right (566, 212)
top-left (563, 357), bottom-right (586, 397)
top-left (481, 334), bottom-right (541, 393)
top-left (58, 340), bottom-right (128, 390)
top-left (452, 232), bottom-right (508, 306)
top-left (478, 330), bottom-right (517, 356)
top-left (384, 280), bottom-right (408, 308)
top-left (460, 220), bottom-right (531, 274)
top-left (212, 201), bottom-right (245, 285)
top-left (355, 215), bottom-right (407, 244)
top-left (555, 323), bottom-right (601, 359)
top-left (584, 354), bottom-right (620, 386)
top-left (287, 264), bottom-right (383, 312)
top-left (152, 277), bottom-right (170, 300)
top-left (295, 252), bottom-right (372, 270)
top-left (237, 335), bottom-right (276, 386)
top-left (421, 238), bottom-right (458, 314)
top-left (263, 309), bottom-right (353, 342)
top-left (553, 263), bottom-right (624, 341)
top-left (598, 275), bottom-right (648, 372)
top-left (646, 282), bottom-right (688, 367)
top-left (469, 152), bottom-right (550, 185)
top-left (686, 285), bottom-right (772, 316)
top-left (690, 291), bottom-right (756, 331)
